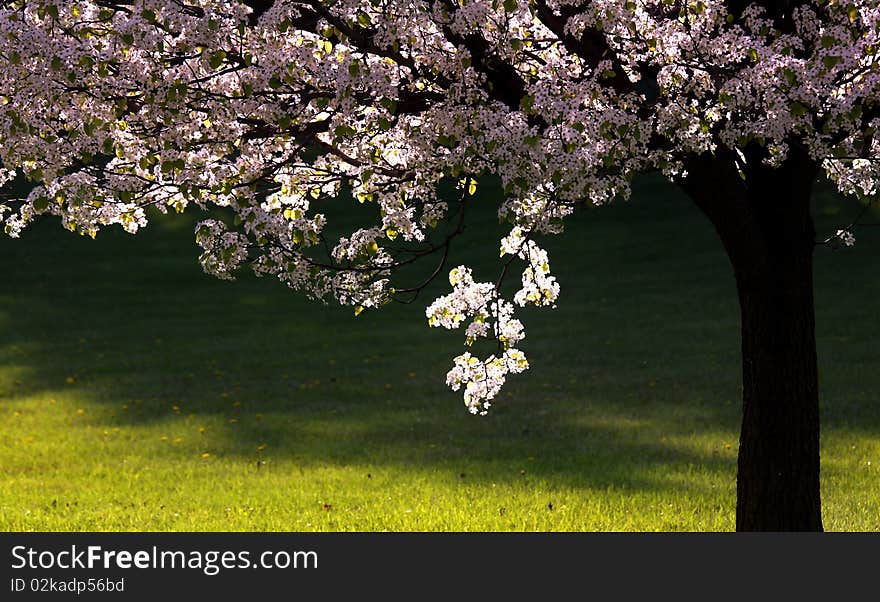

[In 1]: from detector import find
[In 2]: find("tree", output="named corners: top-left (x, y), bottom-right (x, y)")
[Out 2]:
top-left (1, 0), bottom-right (877, 531)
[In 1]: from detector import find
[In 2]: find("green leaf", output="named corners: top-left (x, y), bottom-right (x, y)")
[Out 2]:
top-left (33, 196), bottom-right (49, 212)
top-left (379, 97), bottom-right (398, 113)
top-left (437, 134), bottom-right (457, 148)
top-left (334, 125), bottom-right (357, 140)
top-left (208, 50), bottom-right (226, 70)
top-left (503, 0), bottom-right (517, 11)
top-left (822, 55), bottom-right (842, 70)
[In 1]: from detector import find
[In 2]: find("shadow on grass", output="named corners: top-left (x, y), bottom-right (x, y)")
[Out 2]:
top-left (2, 173), bottom-right (879, 495)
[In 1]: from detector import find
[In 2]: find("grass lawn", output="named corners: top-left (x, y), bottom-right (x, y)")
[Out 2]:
top-left (1, 174), bottom-right (878, 531)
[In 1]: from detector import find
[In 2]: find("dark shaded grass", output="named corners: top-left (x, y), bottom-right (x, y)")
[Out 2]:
top-left (1, 173), bottom-right (878, 530)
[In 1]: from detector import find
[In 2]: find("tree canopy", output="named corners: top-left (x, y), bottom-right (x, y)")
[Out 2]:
top-left (1, 0), bottom-right (878, 414)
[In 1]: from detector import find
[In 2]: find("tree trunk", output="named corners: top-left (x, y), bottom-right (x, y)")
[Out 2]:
top-left (734, 225), bottom-right (821, 531)
top-left (681, 151), bottom-right (823, 531)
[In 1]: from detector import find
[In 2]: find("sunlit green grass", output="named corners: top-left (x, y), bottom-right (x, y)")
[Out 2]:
top-left (1, 174), bottom-right (878, 531)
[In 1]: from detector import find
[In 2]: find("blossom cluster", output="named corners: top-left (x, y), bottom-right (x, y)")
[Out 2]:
top-left (426, 265), bottom-right (533, 413)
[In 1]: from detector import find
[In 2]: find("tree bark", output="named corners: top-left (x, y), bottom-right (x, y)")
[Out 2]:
top-left (681, 150), bottom-right (823, 531)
